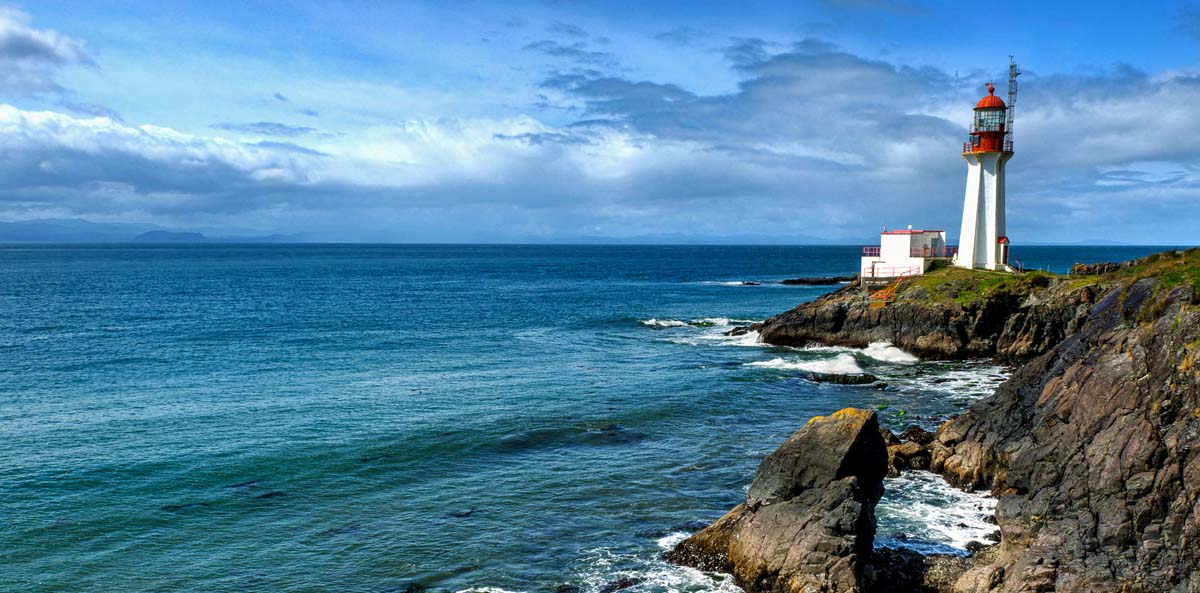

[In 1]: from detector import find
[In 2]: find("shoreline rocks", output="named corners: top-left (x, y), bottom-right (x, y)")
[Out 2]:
top-left (688, 249), bottom-right (1200, 592)
top-left (755, 272), bottom-right (1094, 362)
top-left (781, 276), bottom-right (859, 286)
top-left (666, 408), bottom-right (888, 593)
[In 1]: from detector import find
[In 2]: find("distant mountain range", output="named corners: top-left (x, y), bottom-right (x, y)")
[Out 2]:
top-left (0, 219), bottom-right (301, 243)
top-left (0, 218), bottom-right (1153, 246)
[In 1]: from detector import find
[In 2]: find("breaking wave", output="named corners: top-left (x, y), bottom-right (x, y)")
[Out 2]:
top-left (861, 342), bottom-right (919, 364)
top-left (801, 341), bottom-right (918, 364)
top-left (568, 536), bottom-right (744, 593)
top-left (641, 318), bottom-right (689, 328)
top-left (747, 353), bottom-right (864, 375)
top-left (876, 470), bottom-right (999, 555)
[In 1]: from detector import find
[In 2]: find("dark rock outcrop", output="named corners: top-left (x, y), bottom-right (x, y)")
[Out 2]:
top-left (756, 273), bottom-right (1095, 362)
top-left (782, 276), bottom-right (859, 286)
top-left (759, 250), bottom-right (1197, 363)
top-left (666, 408), bottom-right (889, 593)
top-left (923, 276), bottom-right (1200, 593)
top-left (805, 372), bottom-right (879, 385)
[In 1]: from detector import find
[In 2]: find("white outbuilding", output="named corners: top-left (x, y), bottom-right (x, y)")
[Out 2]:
top-left (860, 227), bottom-right (952, 279)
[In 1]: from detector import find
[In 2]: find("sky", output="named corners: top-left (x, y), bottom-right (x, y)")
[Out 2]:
top-left (2, 0), bottom-right (1199, 243)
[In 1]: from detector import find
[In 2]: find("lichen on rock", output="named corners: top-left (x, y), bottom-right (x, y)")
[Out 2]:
top-left (665, 408), bottom-right (889, 593)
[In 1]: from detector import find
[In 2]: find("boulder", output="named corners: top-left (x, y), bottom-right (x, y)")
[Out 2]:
top-left (666, 408), bottom-right (888, 593)
top-left (887, 441), bottom-right (931, 472)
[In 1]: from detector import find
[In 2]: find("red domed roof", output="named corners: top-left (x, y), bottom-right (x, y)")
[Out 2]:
top-left (975, 83), bottom-right (1006, 109)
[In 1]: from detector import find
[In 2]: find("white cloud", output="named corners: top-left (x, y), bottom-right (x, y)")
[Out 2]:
top-left (1, 36), bottom-right (1200, 243)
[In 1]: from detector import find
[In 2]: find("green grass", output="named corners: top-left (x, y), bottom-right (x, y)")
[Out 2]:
top-left (886, 248), bottom-right (1200, 313)
top-left (896, 264), bottom-right (1059, 306)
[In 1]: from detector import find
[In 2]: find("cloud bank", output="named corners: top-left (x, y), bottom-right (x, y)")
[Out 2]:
top-left (1, 21), bottom-right (1198, 243)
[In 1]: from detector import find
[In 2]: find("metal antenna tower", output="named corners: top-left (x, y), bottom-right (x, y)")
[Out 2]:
top-left (1005, 56), bottom-right (1020, 150)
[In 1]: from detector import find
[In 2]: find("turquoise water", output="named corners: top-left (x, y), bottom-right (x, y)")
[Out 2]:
top-left (0, 245), bottom-right (1175, 593)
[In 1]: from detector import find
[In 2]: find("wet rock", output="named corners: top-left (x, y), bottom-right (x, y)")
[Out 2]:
top-left (598, 577), bottom-right (641, 593)
top-left (887, 441), bottom-right (931, 473)
top-left (897, 426), bottom-right (935, 445)
top-left (666, 408), bottom-right (888, 593)
top-left (866, 547), bottom-right (971, 593)
top-left (781, 276), bottom-right (858, 286)
top-left (806, 372), bottom-right (879, 385)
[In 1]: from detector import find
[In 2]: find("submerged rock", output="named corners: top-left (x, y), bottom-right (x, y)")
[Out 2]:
top-left (666, 408), bottom-right (888, 593)
top-left (781, 276), bottom-right (858, 286)
top-left (805, 371), bottom-right (879, 385)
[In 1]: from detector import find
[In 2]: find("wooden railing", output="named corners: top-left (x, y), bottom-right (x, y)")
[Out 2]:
top-left (869, 267), bottom-right (919, 309)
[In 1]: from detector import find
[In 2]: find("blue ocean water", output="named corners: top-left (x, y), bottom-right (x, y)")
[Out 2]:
top-left (0, 244), bottom-right (1177, 593)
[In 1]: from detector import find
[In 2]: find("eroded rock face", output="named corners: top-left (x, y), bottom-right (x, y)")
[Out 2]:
top-left (755, 276), bottom-right (1096, 362)
top-left (931, 279), bottom-right (1200, 592)
top-left (666, 408), bottom-right (888, 593)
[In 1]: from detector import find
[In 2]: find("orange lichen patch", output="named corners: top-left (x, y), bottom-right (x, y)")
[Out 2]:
top-left (804, 408), bottom-right (874, 427)
top-left (831, 408), bottom-right (873, 422)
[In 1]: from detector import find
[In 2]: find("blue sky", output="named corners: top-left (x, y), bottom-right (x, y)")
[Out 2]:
top-left (2, 0), bottom-right (1199, 243)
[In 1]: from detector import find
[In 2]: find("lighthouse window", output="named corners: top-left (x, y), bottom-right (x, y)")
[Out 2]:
top-left (975, 109), bottom-right (1004, 131)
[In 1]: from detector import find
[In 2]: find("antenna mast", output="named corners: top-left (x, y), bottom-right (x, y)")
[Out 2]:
top-left (1005, 56), bottom-right (1020, 151)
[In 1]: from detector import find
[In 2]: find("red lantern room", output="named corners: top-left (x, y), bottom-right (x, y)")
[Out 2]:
top-left (964, 83), bottom-right (1009, 154)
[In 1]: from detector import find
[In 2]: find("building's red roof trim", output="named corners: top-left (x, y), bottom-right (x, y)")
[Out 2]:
top-left (881, 229), bottom-right (943, 235)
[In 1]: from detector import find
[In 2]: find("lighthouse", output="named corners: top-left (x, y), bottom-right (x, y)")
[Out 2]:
top-left (955, 63), bottom-right (1019, 271)
top-left (859, 61), bottom-right (1020, 284)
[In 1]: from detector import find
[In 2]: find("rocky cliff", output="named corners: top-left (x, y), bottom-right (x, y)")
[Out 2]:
top-left (756, 264), bottom-right (1098, 362)
top-left (927, 254), bottom-right (1200, 592)
top-left (700, 249), bottom-right (1200, 593)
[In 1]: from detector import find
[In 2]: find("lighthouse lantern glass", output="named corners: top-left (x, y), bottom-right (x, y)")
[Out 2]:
top-left (974, 108), bottom-right (1005, 132)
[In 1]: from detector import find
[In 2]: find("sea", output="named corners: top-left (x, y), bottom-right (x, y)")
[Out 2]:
top-left (0, 244), bottom-right (1176, 593)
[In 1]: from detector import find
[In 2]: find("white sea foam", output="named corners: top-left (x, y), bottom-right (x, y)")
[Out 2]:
top-left (691, 317), bottom-right (755, 327)
top-left (747, 353), bottom-right (864, 375)
top-left (574, 545), bottom-right (743, 593)
top-left (876, 470), bottom-right (998, 555)
top-left (886, 361), bottom-right (1010, 401)
top-left (641, 318), bottom-right (689, 328)
top-left (642, 317), bottom-right (755, 329)
top-left (652, 316), bottom-right (766, 347)
top-left (700, 280), bottom-right (755, 286)
top-left (696, 329), bottom-right (762, 347)
top-left (799, 342), bottom-right (917, 364)
top-left (655, 531), bottom-right (690, 550)
top-left (861, 341), bottom-right (919, 364)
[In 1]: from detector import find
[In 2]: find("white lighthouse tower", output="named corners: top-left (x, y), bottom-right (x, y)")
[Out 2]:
top-left (955, 62), bottom-right (1019, 271)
